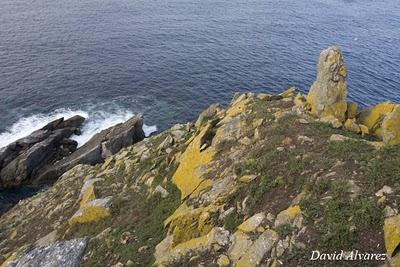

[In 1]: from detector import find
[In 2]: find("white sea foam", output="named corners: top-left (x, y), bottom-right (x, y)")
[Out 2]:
top-left (0, 108), bottom-right (157, 148)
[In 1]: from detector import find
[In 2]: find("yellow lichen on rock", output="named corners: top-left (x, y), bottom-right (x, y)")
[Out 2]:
top-left (347, 102), bottom-right (358, 119)
top-left (68, 197), bottom-right (112, 225)
top-left (189, 178), bottom-right (214, 198)
top-left (228, 231), bottom-right (253, 263)
top-left (279, 87), bottom-right (295, 98)
top-left (217, 255), bottom-right (230, 267)
top-left (307, 46), bottom-right (347, 122)
top-left (382, 106), bottom-right (400, 145)
top-left (165, 204), bottom-right (220, 246)
top-left (195, 103), bottom-right (222, 128)
top-left (237, 212), bottom-right (265, 233)
top-left (344, 119), bottom-right (360, 133)
top-left (79, 185), bottom-right (96, 207)
top-left (275, 205), bottom-right (303, 228)
top-left (68, 206), bottom-right (110, 225)
top-left (226, 95), bottom-right (251, 118)
top-left (164, 202), bottom-right (191, 227)
top-left (154, 227), bottom-right (230, 266)
top-left (320, 115), bottom-right (343, 129)
top-left (359, 124), bottom-right (369, 136)
top-left (238, 175), bottom-right (257, 184)
top-left (384, 215), bottom-right (400, 257)
top-left (172, 125), bottom-right (215, 200)
top-left (357, 102), bottom-right (397, 136)
top-left (294, 93), bottom-right (307, 108)
top-left (235, 229), bottom-right (279, 267)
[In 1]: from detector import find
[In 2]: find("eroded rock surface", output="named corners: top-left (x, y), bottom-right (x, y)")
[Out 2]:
top-left (307, 46), bottom-right (347, 121)
top-left (3, 238), bottom-right (88, 267)
top-left (35, 115), bottom-right (145, 184)
top-left (0, 116), bottom-right (85, 188)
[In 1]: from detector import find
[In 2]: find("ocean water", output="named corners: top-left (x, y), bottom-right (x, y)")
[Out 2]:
top-left (1, 0), bottom-right (400, 147)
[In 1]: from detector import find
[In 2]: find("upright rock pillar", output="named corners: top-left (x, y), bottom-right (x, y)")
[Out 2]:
top-left (307, 46), bottom-right (348, 122)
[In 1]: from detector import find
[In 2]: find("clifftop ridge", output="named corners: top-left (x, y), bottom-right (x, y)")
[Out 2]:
top-left (1, 47), bottom-right (400, 267)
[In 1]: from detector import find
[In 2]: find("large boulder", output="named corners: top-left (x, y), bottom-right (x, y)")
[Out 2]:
top-left (35, 115), bottom-right (145, 184)
top-left (357, 102), bottom-right (400, 144)
top-left (357, 101), bottom-right (397, 138)
top-left (307, 46), bottom-right (348, 122)
top-left (382, 105), bottom-right (400, 145)
top-left (2, 238), bottom-right (88, 267)
top-left (0, 116), bottom-right (85, 188)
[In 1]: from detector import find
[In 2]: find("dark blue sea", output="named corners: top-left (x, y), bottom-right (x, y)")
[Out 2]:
top-left (1, 0), bottom-right (400, 146)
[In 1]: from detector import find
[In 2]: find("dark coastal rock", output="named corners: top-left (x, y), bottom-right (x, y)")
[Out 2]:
top-left (35, 115), bottom-right (145, 184)
top-left (0, 116), bottom-right (85, 188)
top-left (4, 238), bottom-right (88, 267)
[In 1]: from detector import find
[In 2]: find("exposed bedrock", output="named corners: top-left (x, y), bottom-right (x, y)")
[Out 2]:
top-left (34, 114), bottom-right (145, 185)
top-left (0, 116), bottom-right (85, 188)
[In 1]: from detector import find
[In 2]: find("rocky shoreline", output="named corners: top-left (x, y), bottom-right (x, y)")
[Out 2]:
top-left (1, 47), bottom-right (400, 267)
top-left (0, 114), bottom-right (145, 190)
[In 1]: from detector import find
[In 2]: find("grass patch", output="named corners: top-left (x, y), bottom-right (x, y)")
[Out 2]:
top-left (234, 159), bottom-right (260, 177)
top-left (78, 182), bottom-right (181, 267)
top-left (275, 223), bottom-right (295, 238)
top-left (300, 178), bottom-right (383, 251)
top-left (223, 211), bottom-right (243, 232)
top-left (311, 122), bottom-right (362, 139)
top-left (364, 145), bottom-right (400, 193)
top-left (325, 139), bottom-right (374, 162)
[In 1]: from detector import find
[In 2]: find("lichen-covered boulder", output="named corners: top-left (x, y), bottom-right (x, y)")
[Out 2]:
top-left (68, 197), bottom-right (112, 225)
top-left (195, 103), bottom-right (222, 128)
top-left (346, 102), bottom-right (358, 119)
top-left (320, 115), bottom-right (342, 129)
top-left (235, 229), bottom-right (278, 267)
top-left (228, 230), bottom-right (253, 263)
top-left (382, 105), bottom-right (400, 145)
top-left (275, 205), bottom-right (303, 229)
top-left (237, 212), bottom-right (265, 233)
top-left (344, 119), bottom-right (360, 133)
top-left (384, 215), bottom-right (400, 258)
top-left (3, 238), bottom-right (88, 267)
top-left (307, 46), bottom-right (347, 122)
top-left (228, 230), bottom-right (253, 264)
top-left (279, 87), bottom-right (295, 98)
top-left (78, 178), bottom-right (103, 207)
top-left (154, 227), bottom-right (230, 266)
top-left (357, 101), bottom-right (397, 137)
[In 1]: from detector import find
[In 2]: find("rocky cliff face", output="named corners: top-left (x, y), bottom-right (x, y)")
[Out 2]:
top-left (1, 47), bottom-right (400, 267)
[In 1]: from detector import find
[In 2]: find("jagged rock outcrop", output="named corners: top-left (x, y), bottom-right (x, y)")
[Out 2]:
top-left (33, 115), bottom-right (145, 184)
top-left (0, 116), bottom-right (85, 188)
top-left (307, 46), bottom-right (347, 122)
